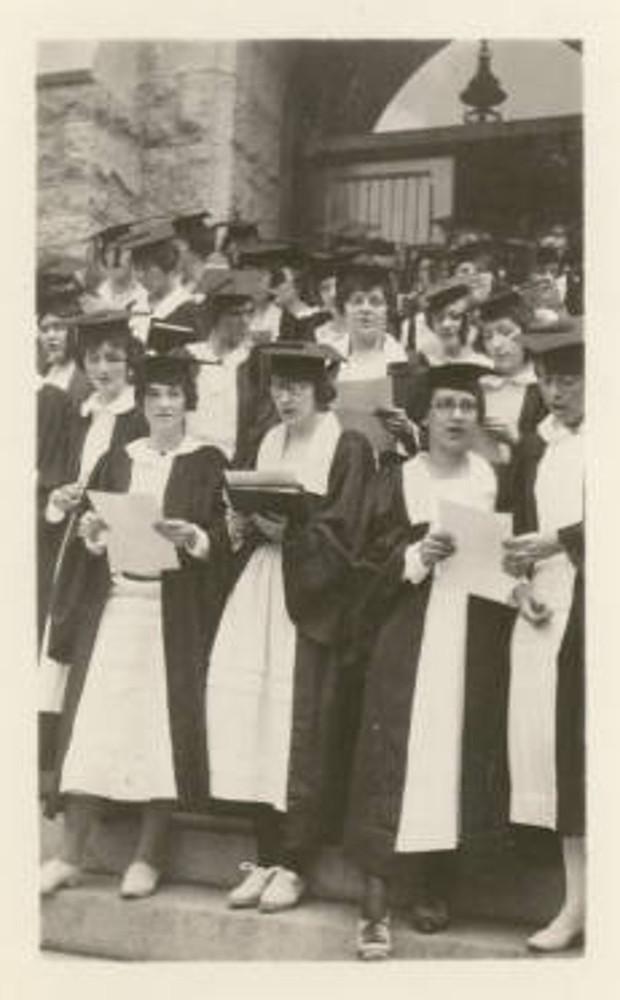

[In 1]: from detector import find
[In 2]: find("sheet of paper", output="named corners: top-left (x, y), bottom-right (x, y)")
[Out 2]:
top-left (87, 491), bottom-right (179, 575)
top-left (334, 377), bottom-right (394, 452)
top-left (437, 499), bottom-right (514, 604)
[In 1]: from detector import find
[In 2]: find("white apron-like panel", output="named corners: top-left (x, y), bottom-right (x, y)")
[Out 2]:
top-left (60, 578), bottom-right (177, 802)
top-left (206, 545), bottom-right (297, 809)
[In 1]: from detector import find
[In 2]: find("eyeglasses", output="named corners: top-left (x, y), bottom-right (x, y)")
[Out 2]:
top-left (431, 398), bottom-right (478, 415)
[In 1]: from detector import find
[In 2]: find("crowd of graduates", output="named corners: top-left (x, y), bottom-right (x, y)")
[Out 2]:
top-left (36, 211), bottom-right (585, 960)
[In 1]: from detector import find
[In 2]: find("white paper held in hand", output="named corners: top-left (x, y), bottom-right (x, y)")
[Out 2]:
top-left (87, 491), bottom-right (179, 574)
top-left (437, 499), bottom-right (513, 604)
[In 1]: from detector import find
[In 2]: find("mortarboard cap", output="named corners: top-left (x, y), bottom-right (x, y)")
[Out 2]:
top-left (279, 310), bottom-right (333, 344)
top-left (198, 268), bottom-right (262, 304)
top-left (478, 286), bottom-right (527, 324)
top-left (121, 220), bottom-right (177, 265)
top-left (523, 317), bottom-right (584, 374)
top-left (240, 240), bottom-right (307, 272)
top-left (264, 340), bottom-right (341, 380)
top-left (427, 361), bottom-right (491, 395)
top-left (37, 268), bottom-right (84, 318)
top-left (424, 280), bottom-right (471, 314)
top-left (146, 318), bottom-right (202, 355)
top-left (134, 348), bottom-right (198, 386)
top-left (171, 211), bottom-right (215, 257)
top-left (68, 309), bottom-right (133, 350)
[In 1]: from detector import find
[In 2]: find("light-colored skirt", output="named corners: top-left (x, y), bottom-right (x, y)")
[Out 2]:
top-left (508, 553), bottom-right (576, 829)
top-left (206, 544), bottom-right (297, 810)
top-left (395, 579), bottom-right (469, 853)
top-left (60, 577), bottom-right (177, 802)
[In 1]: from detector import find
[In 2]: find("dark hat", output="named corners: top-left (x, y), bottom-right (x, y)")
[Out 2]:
top-left (68, 309), bottom-right (133, 349)
top-left (451, 237), bottom-right (495, 265)
top-left (146, 319), bottom-right (202, 355)
top-left (134, 348), bottom-right (197, 386)
top-left (523, 317), bottom-right (584, 373)
top-left (427, 362), bottom-right (491, 395)
top-left (279, 310), bottom-right (333, 344)
top-left (424, 280), bottom-right (471, 314)
top-left (198, 267), bottom-right (262, 306)
top-left (305, 246), bottom-right (361, 281)
top-left (264, 340), bottom-right (341, 380)
top-left (478, 286), bottom-right (527, 324)
top-left (91, 221), bottom-right (136, 251)
top-left (171, 211), bottom-right (215, 256)
top-left (240, 240), bottom-right (306, 272)
top-left (37, 268), bottom-right (83, 318)
top-left (121, 220), bottom-right (177, 262)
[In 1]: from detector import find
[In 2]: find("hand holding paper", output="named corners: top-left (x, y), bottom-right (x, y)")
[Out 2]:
top-left (87, 491), bottom-right (180, 574)
top-left (437, 500), bottom-right (514, 604)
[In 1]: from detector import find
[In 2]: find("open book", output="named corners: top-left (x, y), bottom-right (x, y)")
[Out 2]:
top-left (224, 470), bottom-right (308, 519)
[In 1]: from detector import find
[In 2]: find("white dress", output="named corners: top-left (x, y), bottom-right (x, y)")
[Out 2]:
top-left (206, 412), bottom-right (342, 810)
top-left (508, 417), bottom-right (584, 829)
top-left (60, 437), bottom-right (205, 802)
top-left (394, 452), bottom-right (498, 852)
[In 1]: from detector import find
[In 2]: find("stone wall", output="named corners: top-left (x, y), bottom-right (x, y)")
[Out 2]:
top-left (36, 41), bottom-right (295, 258)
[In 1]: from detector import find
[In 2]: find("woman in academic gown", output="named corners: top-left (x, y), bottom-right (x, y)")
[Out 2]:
top-left (502, 323), bottom-right (585, 952)
top-left (205, 342), bottom-right (375, 914)
top-left (36, 273), bottom-right (91, 408)
top-left (345, 363), bottom-right (510, 960)
top-left (40, 351), bottom-right (230, 900)
top-left (476, 288), bottom-right (547, 509)
top-left (38, 313), bottom-right (148, 746)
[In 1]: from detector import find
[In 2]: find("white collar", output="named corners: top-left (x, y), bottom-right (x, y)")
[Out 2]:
top-left (538, 412), bottom-right (584, 445)
top-left (81, 384), bottom-right (135, 418)
top-left (126, 434), bottom-right (204, 462)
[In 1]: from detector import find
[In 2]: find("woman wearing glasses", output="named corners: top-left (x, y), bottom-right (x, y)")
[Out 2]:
top-left (345, 363), bottom-right (506, 960)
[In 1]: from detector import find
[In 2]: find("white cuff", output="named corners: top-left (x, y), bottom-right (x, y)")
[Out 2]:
top-left (402, 542), bottom-right (431, 585)
top-left (185, 525), bottom-right (210, 560)
top-left (45, 494), bottom-right (67, 524)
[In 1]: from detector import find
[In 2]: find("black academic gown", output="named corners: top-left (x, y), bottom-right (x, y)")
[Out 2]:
top-left (509, 431), bottom-right (585, 835)
top-left (344, 459), bottom-right (513, 877)
top-left (45, 442), bottom-right (231, 817)
top-left (218, 428), bottom-right (376, 854)
top-left (37, 385), bottom-right (72, 644)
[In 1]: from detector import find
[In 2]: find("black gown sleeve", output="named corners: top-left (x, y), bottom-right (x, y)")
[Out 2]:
top-left (281, 430), bottom-right (376, 643)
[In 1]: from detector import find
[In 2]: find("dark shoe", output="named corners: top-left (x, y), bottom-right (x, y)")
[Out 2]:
top-left (356, 916), bottom-right (392, 960)
top-left (410, 895), bottom-right (450, 934)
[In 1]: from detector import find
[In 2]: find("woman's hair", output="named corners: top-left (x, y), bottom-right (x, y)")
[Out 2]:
top-left (335, 270), bottom-right (396, 316)
top-left (425, 298), bottom-right (470, 345)
top-left (134, 358), bottom-right (199, 412)
top-left (270, 370), bottom-right (337, 412)
top-left (37, 317), bottom-right (79, 367)
top-left (76, 332), bottom-right (145, 376)
top-left (132, 241), bottom-right (180, 275)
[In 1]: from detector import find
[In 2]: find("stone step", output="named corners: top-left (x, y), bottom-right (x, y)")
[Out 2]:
top-left (41, 811), bottom-right (564, 927)
top-left (41, 875), bottom-right (535, 962)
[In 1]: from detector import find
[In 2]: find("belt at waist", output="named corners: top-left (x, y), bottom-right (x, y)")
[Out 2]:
top-left (120, 572), bottom-right (162, 582)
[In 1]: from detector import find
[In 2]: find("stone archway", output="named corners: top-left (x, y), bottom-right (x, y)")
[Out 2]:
top-left (292, 39), bottom-right (582, 140)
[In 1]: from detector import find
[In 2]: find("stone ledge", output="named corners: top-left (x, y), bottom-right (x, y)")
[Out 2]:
top-left (41, 876), bottom-right (536, 962)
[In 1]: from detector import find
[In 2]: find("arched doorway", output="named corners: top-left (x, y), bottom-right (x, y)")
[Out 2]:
top-left (298, 39), bottom-right (582, 243)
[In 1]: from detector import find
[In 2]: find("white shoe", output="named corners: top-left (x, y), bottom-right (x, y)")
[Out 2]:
top-left (228, 862), bottom-right (278, 909)
top-left (527, 909), bottom-right (585, 953)
top-left (120, 860), bottom-right (161, 899)
top-left (40, 858), bottom-right (81, 896)
top-left (258, 867), bottom-right (306, 913)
